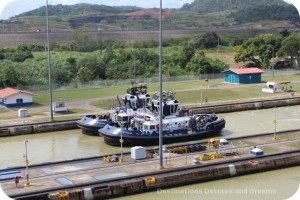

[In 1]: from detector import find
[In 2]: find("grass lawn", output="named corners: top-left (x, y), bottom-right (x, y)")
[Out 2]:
top-left (30, 74), bottom-right (300, 111)
top-left (0, 107), bottom-right (7, 113)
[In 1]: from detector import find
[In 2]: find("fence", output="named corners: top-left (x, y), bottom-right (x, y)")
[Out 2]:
top-left (16, 69), bottom-right (299, 92)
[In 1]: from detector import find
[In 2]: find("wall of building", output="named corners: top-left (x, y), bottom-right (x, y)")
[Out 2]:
top-left (1, 93), bottom-right (33, 107)
top-left (239, 73), bottom-right (261, 84)
top-left (225, 71), bottom-right (239, 83)
top-left (225, 72), bottom-right (262, 84)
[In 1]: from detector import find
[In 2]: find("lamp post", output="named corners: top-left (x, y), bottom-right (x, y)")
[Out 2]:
top-left (24, 140), bottom-right (30, 186)
top-left (132, 40), bottom-right (135, 80)
top-left (98, 27), bottom-right (103, 55)
top-left (158, 0), bottom-right (164, 169)
top-left (46, 0), bottom-right (54, 121)
top-left (120, 123), bottom-right (124, 162)
top-left (273, 107), bottom-right (278, 140)
top-left (272, 47), bottom-right (275, 78)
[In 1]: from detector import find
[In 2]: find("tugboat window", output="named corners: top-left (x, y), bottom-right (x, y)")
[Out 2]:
top-left (150, 125), bottom-right (156, 130)
top-left (123, 116), bottom-right (129, 122)
top-left (144, 125), bottom-right (149, 131)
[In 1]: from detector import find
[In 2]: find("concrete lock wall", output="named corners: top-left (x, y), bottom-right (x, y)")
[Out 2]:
top-left (192, 97), bottom-right (300, 114)
top-left (33, 122), bottom-right (77, 133)
top-left (45, 152), bottom-right (300, 200)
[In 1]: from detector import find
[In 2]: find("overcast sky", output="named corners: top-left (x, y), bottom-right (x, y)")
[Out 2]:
top-left (0, 0), bottom-right (299, 19)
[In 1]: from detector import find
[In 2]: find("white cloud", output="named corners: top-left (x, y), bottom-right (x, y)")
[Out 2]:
top-left (0, 0), bottom-right (14, 17)
top-left (285, 0), bottom-right (300, 16)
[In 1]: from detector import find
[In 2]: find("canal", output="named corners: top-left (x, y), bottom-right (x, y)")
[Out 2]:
top-left (1, 105), bottom-right (300, 199)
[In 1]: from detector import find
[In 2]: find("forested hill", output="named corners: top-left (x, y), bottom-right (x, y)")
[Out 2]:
top-left (181, 0), bottom-right (299, 24)
top-left (8, 0), bottom-right (299, 31)
top-left (16, 3), bottom-right (142, 17)
top-left (181, 0), bottom-right (288, 13)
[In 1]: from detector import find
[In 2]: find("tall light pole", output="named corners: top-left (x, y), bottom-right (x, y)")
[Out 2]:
top-left (158, 0), bottom-right (164, 169)
top-left (119, 123), bottom-right (124, 162)
top-left (46, 0), bottom-right (54, 121)
top-left (24, 140), bottom-right (30, 186)
top-left (272, 47), bottom-right (275, 78)
top-left (132, 40), bottom-right (135, 81)
top-left (273, 107), bottom-right (278, 140)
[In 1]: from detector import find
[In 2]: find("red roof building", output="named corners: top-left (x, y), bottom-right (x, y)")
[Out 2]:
top-left (228, 68), bottom-right (265, 75)
top-left (0, 87), bottom-right (35, 108)
top-left (224, 68), bottom-right (265, 84)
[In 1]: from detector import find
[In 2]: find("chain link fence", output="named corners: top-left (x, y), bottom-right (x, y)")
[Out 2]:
top-left (17, 69), bottom-right (299, 92)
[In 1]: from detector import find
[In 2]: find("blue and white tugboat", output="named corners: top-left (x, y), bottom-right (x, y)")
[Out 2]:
top-left (77, 84), bottom-right (151, 135)
top-left (99, 90), bottom-right (225, 146)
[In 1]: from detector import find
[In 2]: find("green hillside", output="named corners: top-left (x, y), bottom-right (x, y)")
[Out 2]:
top-left (181, 0), bottom-right (288, 13)
top-left (3, 0), bottom-right (299, 32)
top-left (16, 4), bottom-right (142, 18)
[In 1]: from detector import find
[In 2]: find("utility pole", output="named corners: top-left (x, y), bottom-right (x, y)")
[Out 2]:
top-left (217, 36), bottom-right (220, 54)
top-left (272, 47), bottom-right (275, 78)
top-left (273, 107), bottom-right (278, 140)
top-left (24, 140), bottom-right (30, 186)
top-left (46, 0), bottom-right (54, 121)
top-left (158, 0), bottom-right (164, 169)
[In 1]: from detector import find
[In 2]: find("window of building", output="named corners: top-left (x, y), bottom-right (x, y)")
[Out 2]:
top-left (16, 99), bottom-right (23, 103)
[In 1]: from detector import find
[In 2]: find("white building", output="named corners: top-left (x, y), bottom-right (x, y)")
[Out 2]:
top-left (0, 87), bottom-right (35, 108)
top-left (262, 81), bottom-right (291, 93)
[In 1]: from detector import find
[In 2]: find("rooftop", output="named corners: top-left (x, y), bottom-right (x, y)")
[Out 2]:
top-left (226, 68), bottom-right (265, 75)
top-left (0, 87), bottom-right (35, 98)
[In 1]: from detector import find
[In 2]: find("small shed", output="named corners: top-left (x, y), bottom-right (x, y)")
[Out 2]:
top-left (53, 101), bottom-right (68, 113)
top-left (224, 68), bottom-right (265, 84)
top-left (250, 148), bottom-right (264, 156)
top-left (131, 146), bottom-right (146, 160)
top-left (262, 81), bottom-right (292, 93)
top-left (18, 108), bottom-right (29, 118)
top-left (220, 138), bottom-right (229, 145)
top-left (0, 87), bottom-right (35, 108)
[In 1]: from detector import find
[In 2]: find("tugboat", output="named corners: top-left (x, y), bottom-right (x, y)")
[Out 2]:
top-left (99, 90), bottom-right (226, 146)
top-left (77, 84), bottom-right (150, 135)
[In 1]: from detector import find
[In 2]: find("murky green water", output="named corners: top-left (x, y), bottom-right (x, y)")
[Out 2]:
top-left (1, 105), bottom-right (300, 169)
top-left (0, 106), bottom-right (299, 199)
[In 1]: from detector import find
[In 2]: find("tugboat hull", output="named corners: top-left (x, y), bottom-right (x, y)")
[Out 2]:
top-left (100, 118), bottom-right (225, 146)
top-left (77, 115), bottom-right (112, 136)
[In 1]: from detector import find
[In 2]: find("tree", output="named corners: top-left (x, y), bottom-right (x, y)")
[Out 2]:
top-left (77, 67), bottom-right (94, 82)
top-left (277, 33), bottom-right (300, 67)
top-left (51, 63), bottom-right (73, 84)
top-left (234, 34), bottom-right (281, 68)
top-left (193, 32), bottom-right (219, 49)
top-left (69, 28), bottom-right (98, 52)
top-left (66, 57), bottom-right (77, 76)
top-left (278, 28), bottom-right (291, 39)
top-left (0, 64), bottom-right (20, 87)
top-left (186, 51), bottom-right (228, 75)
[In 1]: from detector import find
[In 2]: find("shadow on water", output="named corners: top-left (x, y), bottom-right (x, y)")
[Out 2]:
top-left (220, 129), bottom-right (234, 137)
